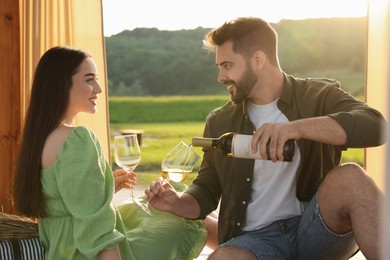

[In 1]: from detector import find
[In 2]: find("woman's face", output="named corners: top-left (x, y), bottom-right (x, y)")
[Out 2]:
top-left (67, 57), bottom-right (102, 118)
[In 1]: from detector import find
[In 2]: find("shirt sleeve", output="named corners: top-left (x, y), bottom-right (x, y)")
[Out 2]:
top-left (185, 114), bottom-right (222, 219)
top-left (56, 126), bottom-right (125, 258)
top-left (324, 85), bottom-right (387, 149)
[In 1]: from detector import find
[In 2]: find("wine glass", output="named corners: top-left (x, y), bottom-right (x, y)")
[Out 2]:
top-left (161, 142), bottom-right (201, 191)
top-left (114, 134), bottom-right (151, 215)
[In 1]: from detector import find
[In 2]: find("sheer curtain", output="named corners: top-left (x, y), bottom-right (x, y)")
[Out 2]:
top-left (19, 0), bottom-right (111, 160)
top-left (366, 0), bottom-right (390, 257)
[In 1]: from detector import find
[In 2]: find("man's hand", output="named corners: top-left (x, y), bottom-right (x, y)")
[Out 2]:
top-left (145, 177), bottom-right (201, 219)
top-left (145, 177), bottom-right (179, 213)
top-left (251, 121), bottom-right (300, 162)
top-left (251, 116), bottom-right (347, 162)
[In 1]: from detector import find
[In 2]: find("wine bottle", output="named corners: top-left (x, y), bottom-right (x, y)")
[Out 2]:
top-left (191, 132), bottom-right (295, 162)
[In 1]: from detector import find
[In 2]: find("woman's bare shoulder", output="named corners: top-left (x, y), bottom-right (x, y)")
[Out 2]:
top-left (41, 125), bottom-right (74, 169)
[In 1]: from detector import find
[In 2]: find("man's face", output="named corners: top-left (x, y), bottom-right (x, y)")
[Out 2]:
top-left (216, 41), bottom-right (257, 104)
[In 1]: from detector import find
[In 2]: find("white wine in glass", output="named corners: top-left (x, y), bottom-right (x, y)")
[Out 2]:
top-left (114, 134), bottom-right (151, 215)
top-left (161, 141), bottom-right (200, 190)
top-left (162, 168), bottom-right (192, 183)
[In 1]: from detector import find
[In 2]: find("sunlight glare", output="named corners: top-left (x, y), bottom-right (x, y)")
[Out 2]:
top-left (102, 0), bottom-right (368, 36)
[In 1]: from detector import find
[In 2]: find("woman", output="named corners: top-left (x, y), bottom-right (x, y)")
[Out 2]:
top-left (13, 46), bottom-right (135, 259)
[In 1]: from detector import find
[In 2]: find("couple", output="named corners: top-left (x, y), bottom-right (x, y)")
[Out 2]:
top-left (14, 17), bottom-right (386, 259)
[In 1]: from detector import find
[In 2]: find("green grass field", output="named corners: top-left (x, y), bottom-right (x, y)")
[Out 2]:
top-left (109, 96), bottom-right (364, 187)
top-left (109, 95), bottom-right (230, 123)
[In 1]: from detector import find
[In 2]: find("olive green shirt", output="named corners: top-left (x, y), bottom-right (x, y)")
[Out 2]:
top-left (185, 74), bottom-right (386, 244)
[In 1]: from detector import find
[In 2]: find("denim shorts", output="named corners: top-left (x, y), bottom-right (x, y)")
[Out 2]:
top-left (220, 192), bottom-right (358, 259)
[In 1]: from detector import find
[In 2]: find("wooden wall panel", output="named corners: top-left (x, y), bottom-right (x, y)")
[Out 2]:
top-left (0, 0), bottom-right (21, 214)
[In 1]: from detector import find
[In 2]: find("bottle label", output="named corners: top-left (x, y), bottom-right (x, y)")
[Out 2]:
top-left (232, 134), bottom-right (261, 159)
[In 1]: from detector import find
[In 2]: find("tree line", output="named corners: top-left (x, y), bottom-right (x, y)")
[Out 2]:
top-left (105, 17), bottom-right (366, 97)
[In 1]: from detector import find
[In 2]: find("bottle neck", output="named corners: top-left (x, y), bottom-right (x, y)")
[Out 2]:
top-left (192, 137), bottom-right (215, 148)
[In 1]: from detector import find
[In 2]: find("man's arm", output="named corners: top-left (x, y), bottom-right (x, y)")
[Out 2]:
top-left (292, 116), bottom-right (347, 145)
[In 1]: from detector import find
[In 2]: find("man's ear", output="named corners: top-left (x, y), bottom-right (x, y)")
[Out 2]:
top-left (253, 50), bottom-right (265, 69)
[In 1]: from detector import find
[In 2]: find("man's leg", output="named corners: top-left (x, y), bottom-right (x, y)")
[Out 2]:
top-left (208, 246), bottom-right (257, 260)
top-left (318, 162), bottom-right (383, 259)
top-left (209, 217), bottom-right (300, 260)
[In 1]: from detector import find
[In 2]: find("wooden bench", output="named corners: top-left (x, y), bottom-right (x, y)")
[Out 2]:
top-left (120, 129), bottom-right (145, 146)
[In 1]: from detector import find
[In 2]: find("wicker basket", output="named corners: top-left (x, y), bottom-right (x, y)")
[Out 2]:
top-left (0, 212), bottom-right (39, 241)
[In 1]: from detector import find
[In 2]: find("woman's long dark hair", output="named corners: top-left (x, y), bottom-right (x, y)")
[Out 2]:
top-left (14, 46), bottom-right (90, 218)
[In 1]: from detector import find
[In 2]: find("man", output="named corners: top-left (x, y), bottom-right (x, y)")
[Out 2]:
top-left (146, 17), bottom-right (386, 259)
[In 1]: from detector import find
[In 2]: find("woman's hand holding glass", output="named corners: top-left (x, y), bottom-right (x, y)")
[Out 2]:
top-left (114, 134), bottom-right (151, 215)
top-left (113, 169), bottom-right (136, 193)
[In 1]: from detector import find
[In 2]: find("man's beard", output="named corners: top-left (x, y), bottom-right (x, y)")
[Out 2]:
top-left (225, 64), bottom-right (258, 104)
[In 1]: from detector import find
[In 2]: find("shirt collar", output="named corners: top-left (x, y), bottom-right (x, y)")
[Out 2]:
top-left (279, 72), bottom-right (294, 107)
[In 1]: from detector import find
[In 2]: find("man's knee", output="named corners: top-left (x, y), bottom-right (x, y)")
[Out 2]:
top-left (328, 162), bottom-right (365, 177)
top-left (319, 162), bottom-right (381, 206)
top-left (318, 162), bottom-right (382, 230)
top-left (321, 162), bottom-right (372, 192)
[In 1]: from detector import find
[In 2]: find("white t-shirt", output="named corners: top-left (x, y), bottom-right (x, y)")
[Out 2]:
top-left (243, 99), bottom-right (305, 231)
